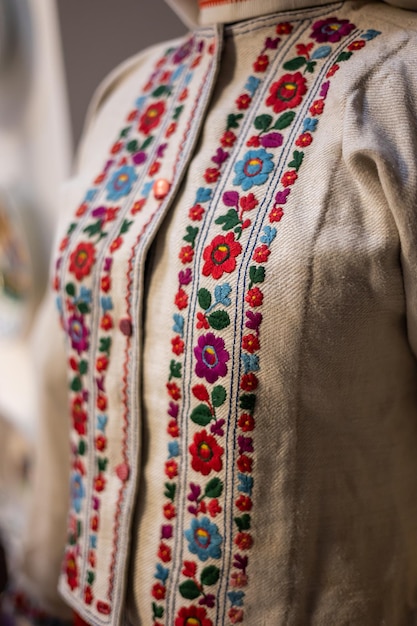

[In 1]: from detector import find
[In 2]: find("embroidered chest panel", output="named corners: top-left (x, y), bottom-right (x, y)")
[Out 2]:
top-left (54, 11), bottom-right (380, 625)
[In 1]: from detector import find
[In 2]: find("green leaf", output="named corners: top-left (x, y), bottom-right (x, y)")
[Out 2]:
top-left (336, 51), bottom-right (352, 63)
top-left (249, 265), bottom-right (265, 284)
top-left (87, 571), bottom-right (95, 585)
top-left (164, 482), bottom-right (176, 501)
top-left (208, 310), bottom-right (230, 330)
top-left (152, 603), bottom-right (164, 619)
top-left (204, 477), bottom-right (223, 499)
top-left (190, 404), bottom-right (213, 426)
top-left (214, 209), bottom-right (240, 231)
top-left (98, 458), bottom-right (108, 472)
top-left (152, 85), bottom-right (170, 97)
top-left (79, 360), bottom-right (88, 375)
top-left (173, 105), bottom-right (184, 120)
top-left (65, 283), bottom-right (76, 296)
top-left (179, 580), bottom-right (201, 600)
top-left (127, 139), bottom-right (139, 153)
top-left (71, 376), bottom-right (82, 392)
top-left (234, 514), bottom-right (251, 531)
top-left (83, 220), bottom-right (102, 237)
top-left (211, 385), bottom-right (226, 408)
top-left (169, 360), bottom-right (182, 380)
top-left (283, 56), bottom-right (306, 71)
top-left (120, 219), bottom-right (133, 235)
top-left (76, 520), bottom-right (82, 538)
top-left (77, 302), bottom-right (90, 315)
top-left (183, 225), bottom-right (199, 247)
top-left (273, 111), bottom-right (295, 130)
top-left (67, 223), bottom-right (77, 235)
top-left (288, 150), bottom-right (304, 171)
top-left (200, 565), bottom-right (220, 586)
top-left (78, 440), bottom-right (86, 455)
top-left (239, 394), bottom-right (256, 412)
top-left (198, 288), bottom-right (212, 311)
top-left (99, 337), bottom-right (112, 354)
top-left (140, 136), bottom-right (153, 151)
top-left (120, 126), bottom-right (130, 138)
top-left (227, 113), bottom-right (244, 129)
top-left (254, 114), bottom-right (273, 131)
top-left (304, 61), bottom-right (317, 74)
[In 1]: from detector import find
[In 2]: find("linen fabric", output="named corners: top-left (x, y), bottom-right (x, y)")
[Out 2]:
top-left (21, 0), bottom-right (417, 624)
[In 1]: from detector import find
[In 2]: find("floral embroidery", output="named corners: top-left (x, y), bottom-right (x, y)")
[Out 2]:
top-left (189, 430), bottom-right (224, 475)
top-left (68, 242), bottom-right (96, 280)
top-left (310, 17), bottom-right (355, 43)
top-left (105, 165), bottom-right (138, 200)
top-left (202, 233), bottom-right (242, 279)
top-left (175, 606), bottom-right (213, 626)
top-left (233, 148), bottom-right (275, 190)
top-left (184, 517), bottom-right (222, 561)
top-left (266, 72), bottom-right (307, 113)
top-left (194, 333), bottom-right (229, 383)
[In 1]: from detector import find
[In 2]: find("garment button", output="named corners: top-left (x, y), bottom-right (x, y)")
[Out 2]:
top-left (153, 178), bottom-right (170, 200)
top-left (119, 318), bottom-right (133, 336)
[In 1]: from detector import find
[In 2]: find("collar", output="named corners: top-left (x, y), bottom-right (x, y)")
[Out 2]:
top-left (165, 0), bottom-right (417, 27)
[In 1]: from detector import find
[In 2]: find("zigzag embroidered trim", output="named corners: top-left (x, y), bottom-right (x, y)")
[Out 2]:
top-left (151, 17), bottom-right (380, 626)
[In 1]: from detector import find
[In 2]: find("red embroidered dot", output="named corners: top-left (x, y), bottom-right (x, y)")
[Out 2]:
top-left (119, 318), bottom-right (133, 336)
top-left (96, 601), bottom-right (111, 615)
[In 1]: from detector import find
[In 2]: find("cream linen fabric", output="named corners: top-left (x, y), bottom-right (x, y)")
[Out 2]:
top-left (21, 0), bottom-right (417, 624)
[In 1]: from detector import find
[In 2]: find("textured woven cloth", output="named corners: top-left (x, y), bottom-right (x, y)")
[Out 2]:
top-left (21, 0), bottom-right (417, 624)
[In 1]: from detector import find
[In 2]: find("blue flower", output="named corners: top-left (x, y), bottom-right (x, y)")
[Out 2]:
top-left (71, 471), bottom-right (85, 514)
top-left (106, 165), bottom-right (138, 201)
top-left (196, 187), bottom-right (212, 203)
top-left (233, 149), bottom-right (274, 191)
top-left (241, 353), bottom-right (260, 374)
top-left (228, 591), bottom-right (245, 606)
top-left (260, 225), bottom-right (277, 246)
top-left (237, 472), bottom-right (253, 496)
top-left (184, 517), bottom-right (222, 562)
top-left (101, 296), bottom-right (113, 311)
top-left (89, 534), bottom-right (97, 549)
top-left (168, 441), bottom-right (179, 458)
top-left (172, 313), bottom-right (184, 336)
top-left (303, 118), bottom-right (318, 133)
top-left (135, 96), bottom-right (147, 109)
top-left (141, 181), bottom-right (154, 197)
top-left (85, 188), bottom-right (97, 202)
top-left (361, 29), bottom-right (381, 40)
top-left (97, 414), bottom-right (108, 432)
top-left (154, 563), bottom-right (169, 583)
top-left (245, 75), bottom-right (260, 96)
top-left (77, 286), bottom-right (92, 304)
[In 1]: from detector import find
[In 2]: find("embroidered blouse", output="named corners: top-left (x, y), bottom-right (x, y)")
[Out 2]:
top-left (21, 0), bottom-right (417, 624)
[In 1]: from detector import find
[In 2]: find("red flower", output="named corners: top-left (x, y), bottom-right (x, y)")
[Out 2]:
top-left (111, 141), bottom-right (123, 154)
top-left (230, 571), bottom-right (248, 588)
top-left (266, 72), bottom-right (307, 114)
top-left (237, 454), bottom-right (253, 473)
top-left (179, 88), bottom-right (189, 101)
top-left (309, 99), bottom-right (325, 116)
top-left (69, 357), bottom-right (78, 371)
top-left (276, 22), bottom-right (293, 34)
top-left (245, 287), bottom-right (264, 307)
top-left (167, 419), bottom-right (180, 438)
top-left (240, 373), bottom-right (259, 391)
top-left (72, 396), bottom-right (87, 435)
top-left (189, 204), bottom-right (205, 221)
top-left (158, 542), bottom-right (172, 563)
top-left (296, 42), bottom-right (314, 57)
top-left (88, 549), bottom-right (96, 568)
top-left (240, 193), bottom-right (258, 212)
top-left (236, 494), bottom-right (253, 511)
top-left (204, 167), bottom-right (221, 183)
top-left (238, 413), bottom-right (255, 432)
top-left (196, 312), bottom-right (209, 329)
top-left (84, 586), bottom-right (93, 605)
top-left (163, 503), bottom-right (176, 520)
top-left (295, 132), bottom-right (313, 147)
top-left (96, 355), bottom-right (108, 372)
top-left (235, 532), bottom-right (253, 550)
top-left (269, 206), bottom-right (284, 222)
top-left (175, 288), bottom-right (188, 310)
top-left (171, 335), bottom-right (185, 355)
top-left (253, 54), bottom-right (269, 72)
top-left (69, 242), bottom-right (96, 280)
top-left (246, 135), bottom-right (261, 147)
top-left (167, 382), bottom-right (181, 400)
top-left (76, 202), bottom-right (88, 217)
top-left (253, 245), bottom-right (270, 263)
top-left (91, 516), bottom-right (99, 531)
top-left (100, 313), bottom-right (113, 330)
top-left (192, 384), bottom-right (210, 402)
top-left (127, 109), bottom-right (138, 122)
top-left (242, 334), bottom-right (260, 353)
top-left (281, 170), bottom-right (298, 187)
top-left (152, 583), bottom-right (166, 600)
top-left (220, 130), bottom-right (237, 148)
top-left (139, 101), bottom-right (166, 135)
top-left (94, 173), bottom-right (105, 185)
top-left (166, 122), bottom-right (177, 137)
top-left (94, 473), bottom-right (106, 492)
top-left (182, 561), bottom-right (197, 578)
top-left (208, 498), bottom-right (222, 517)
top-left (165, 459), bottom-right (178, 478)
top-left (95, 435), bottom-right (107, 452)
top-left (101, 275), bottom-right (111, 292)
top-left (175, 606), bottom-right (213, 626)
top-left (202, 232), bottom-right (242, 280)
top-left (189, 430), bottom-right (224, 476)
top-left (131, 199), bottom-right (146, 214)
top-left (149, 161), bottom-right (161, 176)
top-left (96, 394), bottom-right (107, 411)
top-left (65, 550), bottom-right (78, 590)
top-left (326, 64), bottom-right (340, 78)
top-left (236, 94), bottom-right (252, 109)
top-left (59, 236), bottom-right (69, 251)
top-left (179, 245), bottom-right (194, 264)
top-left (110, 236), bottom-right (123, 253)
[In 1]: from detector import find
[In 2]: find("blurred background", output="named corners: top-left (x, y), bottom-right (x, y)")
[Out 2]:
top-left (0, 0), bottom-right (185, 595)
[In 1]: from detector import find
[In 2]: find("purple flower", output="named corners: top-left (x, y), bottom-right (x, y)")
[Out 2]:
top-left (199, 594), bottom-right (216, 608)
top-left (310, 17), bottom-right (355, 43)
top-left (173, 39), bottom-right (193, 64)
top-left (194, 332), bottom-right (230, 384)
top-left (275, 188), bottom-right (290, 205)
top-left (133, 151), bottom-right (147, 165)
top-left (245, 311), bottom-right (263, 332)
top-left (265, 36), bottom-right (280, 49)
top-left (223, 191), bottom-right (239, 207)
top-left (320, 81), bottom-right (330, 98)
top-left (96, 376), bottom-right (105, 393)
top-left (212, 148), bottom-right (229, 166)
top-left (179, 268), bottom-right (192, 286)
top-left (261, 132), bottom-right (283, 148)
top-left (91, 206), bottom-right (107, 218)
top-left (104, 257), bottom-right (113, 272)
top-left (168, 402), bottom-right (179, 418)
top-left (238, 435), bottom-right (253, 454)
top-left (161, 525), bottom-right (173, 539)
top-left (188, 483), bottom-right (201, 502)
top-left (210, 419), bottom-right (225, 437)
top-left (67, 313), bottom-right (89, 354)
